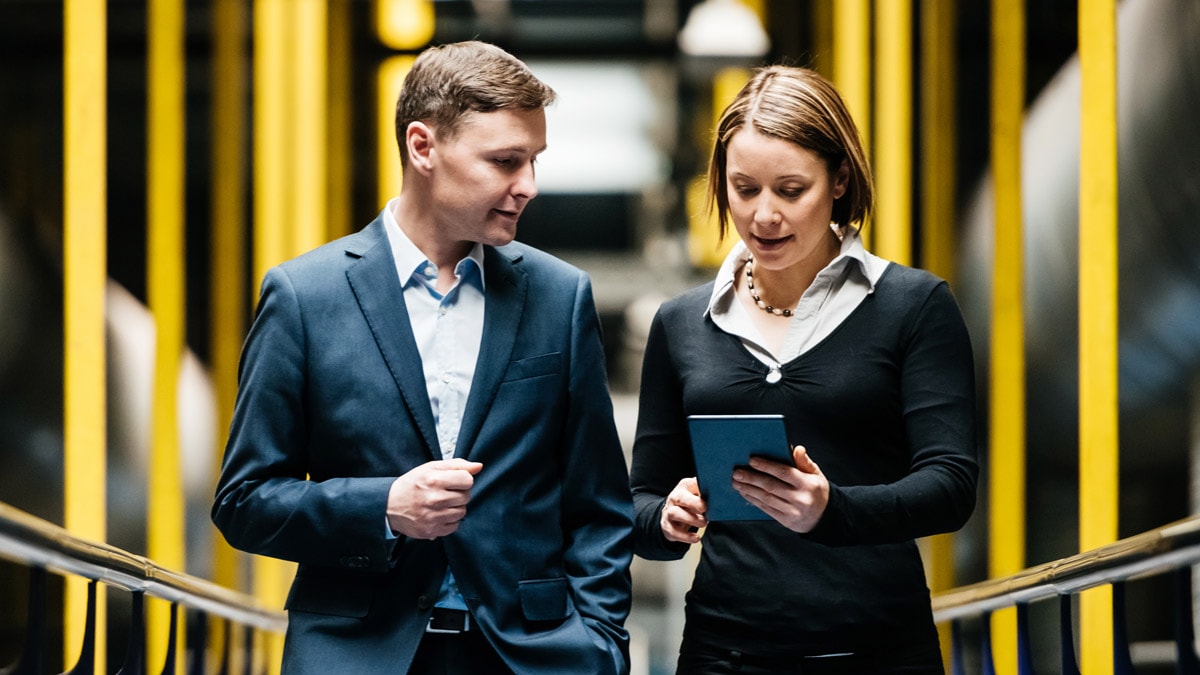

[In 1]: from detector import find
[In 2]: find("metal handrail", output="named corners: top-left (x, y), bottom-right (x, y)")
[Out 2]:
top-left (932, 513), bottom-right (1200, 623)
top-left (0, 502), bottom-right (286, 633)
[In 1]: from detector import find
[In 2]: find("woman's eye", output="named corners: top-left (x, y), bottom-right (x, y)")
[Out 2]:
top-left (734, 186), bottom-right (758, 197)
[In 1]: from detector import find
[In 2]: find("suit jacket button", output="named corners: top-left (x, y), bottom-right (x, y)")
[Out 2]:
top-left (417, 594), bottom-right (432, 610)
top-left (340, 556), bottom-right (369, 569)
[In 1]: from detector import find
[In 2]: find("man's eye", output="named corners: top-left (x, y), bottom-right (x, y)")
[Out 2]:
top-left (493, 157), bottom-right (514, 167)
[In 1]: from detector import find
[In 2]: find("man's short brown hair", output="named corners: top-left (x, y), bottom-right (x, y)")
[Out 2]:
top-left (394, 41), bottom-right (557, 167)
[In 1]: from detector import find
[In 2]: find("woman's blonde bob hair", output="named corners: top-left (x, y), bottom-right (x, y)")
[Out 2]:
top-left (707, 66), bottom-right (874, 240)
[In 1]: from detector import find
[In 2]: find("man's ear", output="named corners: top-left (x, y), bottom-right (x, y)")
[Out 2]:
top-left (406, 121), bottom-right (435, 175)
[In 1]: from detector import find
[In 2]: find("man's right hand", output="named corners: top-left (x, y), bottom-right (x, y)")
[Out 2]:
top-left (387, 459), bottom-right (483, 540)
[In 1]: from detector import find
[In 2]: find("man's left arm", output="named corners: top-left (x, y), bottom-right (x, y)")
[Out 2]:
top-left (559, 273), bottom-right (635, 673)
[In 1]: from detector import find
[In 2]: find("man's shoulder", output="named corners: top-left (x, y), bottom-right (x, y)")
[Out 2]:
top-left (491, 240), bottom-right (585, 280)
top-left (278, 221), bottom-right (385, 274)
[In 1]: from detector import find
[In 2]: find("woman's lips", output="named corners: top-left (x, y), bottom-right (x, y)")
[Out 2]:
top-left (752, 234), bottom-right (792, 250)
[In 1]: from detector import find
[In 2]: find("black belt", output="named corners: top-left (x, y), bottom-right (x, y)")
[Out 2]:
top-left (426, 607), bottom-right (471, 634)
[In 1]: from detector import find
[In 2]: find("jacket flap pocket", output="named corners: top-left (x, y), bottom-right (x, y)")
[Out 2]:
top-left (518, 577), bottom-right (572, 622)
top-left (502, 352), bottom-right (561, 382)
top-left (285, 570), bottom-right (377, 618)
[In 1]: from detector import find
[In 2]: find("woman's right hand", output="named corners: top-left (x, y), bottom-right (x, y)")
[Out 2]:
top-left (660, 477), bottom-right (708, 544)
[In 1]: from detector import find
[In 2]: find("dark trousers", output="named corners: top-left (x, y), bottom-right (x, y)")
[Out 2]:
top-left (677, 637), bottom-right (944, 675)
top-left (408, 630), bottom-right (513, 675)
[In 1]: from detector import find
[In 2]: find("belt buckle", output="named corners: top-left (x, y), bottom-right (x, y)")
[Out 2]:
top-left (426, 608), bottom-right (470, 634)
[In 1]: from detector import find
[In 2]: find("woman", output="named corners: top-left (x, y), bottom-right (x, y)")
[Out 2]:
top-left (630, 66), bottom-right (978, 674)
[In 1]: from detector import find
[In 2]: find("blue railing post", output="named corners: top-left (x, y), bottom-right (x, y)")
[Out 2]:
top-left (0, 566), bottom-right (46, 675)
top-left (1060, 594), bottom-right (1080, 675)
top-left (1112, 581), bottom-right (1136, 675)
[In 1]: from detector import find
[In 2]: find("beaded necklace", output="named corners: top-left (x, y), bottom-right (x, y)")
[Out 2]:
top-left (744, 256), bottom-right (795, 317)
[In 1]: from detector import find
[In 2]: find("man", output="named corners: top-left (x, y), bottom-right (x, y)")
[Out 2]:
top-left (212, 41), bottom-right (634, 674)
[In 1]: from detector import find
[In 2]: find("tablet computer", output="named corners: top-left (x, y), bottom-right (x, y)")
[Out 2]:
top-left (686, 414), bottom-right (793, 521)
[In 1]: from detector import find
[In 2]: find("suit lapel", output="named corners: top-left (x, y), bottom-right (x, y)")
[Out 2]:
top-left (344, 217), bottom-right (440, 459)
top-left (455, 246), bottom-right (526, 459)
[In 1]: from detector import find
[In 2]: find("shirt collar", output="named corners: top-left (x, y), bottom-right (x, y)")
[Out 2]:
top-left (704, 224), bottom-right (880, 318)
top-left (382, 198), bottom-right (486, 291)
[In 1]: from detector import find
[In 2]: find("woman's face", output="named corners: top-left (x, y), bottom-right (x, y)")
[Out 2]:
top-left (725, 127), bottom-right (848, 271)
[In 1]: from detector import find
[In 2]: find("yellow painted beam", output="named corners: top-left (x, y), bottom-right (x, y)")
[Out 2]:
top-left (254, 0), bottom-right (290, 287)
top-left (1078, 0), bottom-right (1119, 672)
top-left (873, 0), bottom-right (912, 265)
top-left (687, 67), bottom-right (749, 269)
top-left (832, 0), bottom-right (871, 246)
top-left (210, 0), bottom-right (247, 599)
top-left (63, 1), bottom-right (108, 671)
top-left (146, 0), bottom-right (188, 671)
top-left (810, 1), bottom-right (834, 79)
top-left (327, 0), bottom-right (354, 239)
top-left (377, 55), bottom-right (416, 209)
top-left (290, 0), bottom-right (329, 255)
top-left (919, 0), bottom-right (957, 283)
top-left (988, 0), bottom-right (1026, 672)
top-left (919, 0), bottom-right (958, 663)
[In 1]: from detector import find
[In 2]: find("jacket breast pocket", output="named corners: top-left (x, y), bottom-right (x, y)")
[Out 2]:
top-left (518, 577), bottom-right (573, 623)
top-left (285, 569), bottom-right (378, 618)
top-left (501, 352), bottom-right (562, 383)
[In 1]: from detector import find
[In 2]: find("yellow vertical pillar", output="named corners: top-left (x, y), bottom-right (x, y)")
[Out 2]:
top-left (253, 2), bottom-right (294, 672)
top-left (989, 0), bottom-right (1026, 672)
top-left (919, 0), bottom-right (958, 664)
top-left (63, 1), bottom-right (108, 672)
top-left (833, 0), bottom-right (871, 245)
top-left (919, 0), bottom-right (957, 282)
top-left (254, 0), bottom-right (290, 282)
top-left (327, 0), bottom-right (353, 239)
top-left (210, 1), bottom-right (248, 671)
top-left (686, 67), bottom-right (750, 269)
top-left (873, 0), bottom-right (912, 265)
top-left (290, 0), bottom-right (329, 255)
top-left (146, 0), bottom-right (188, 671)
top-left (810, 1), bottom-right (834, 79)
top-left (377, 56), bottom-right (416, 209)
top-left (1078, 0), bottom-right (1119, 672)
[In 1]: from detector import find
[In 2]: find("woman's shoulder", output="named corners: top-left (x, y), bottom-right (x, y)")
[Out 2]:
top-left (874, 262), bottom-right (949, 301)
top-left (655, 281), bottom-right (716, 320)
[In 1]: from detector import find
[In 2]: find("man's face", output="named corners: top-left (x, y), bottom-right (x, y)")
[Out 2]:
top-left (427, 108), bottom-right (547, 250)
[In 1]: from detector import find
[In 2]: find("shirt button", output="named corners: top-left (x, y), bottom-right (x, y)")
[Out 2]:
top-left (417, 594), bottom-right (433, 610)
top-left (423, 264), bottom-right (436, 277)
top-left (439, 306), bottom-right (447, 316)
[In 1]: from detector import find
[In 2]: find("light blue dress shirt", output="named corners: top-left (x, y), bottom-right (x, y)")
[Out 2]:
top-left (383, 199), bottom-right (485, 612)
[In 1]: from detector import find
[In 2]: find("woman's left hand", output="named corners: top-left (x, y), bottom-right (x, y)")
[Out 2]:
top-left (732, 445), bottom-right (829, 533)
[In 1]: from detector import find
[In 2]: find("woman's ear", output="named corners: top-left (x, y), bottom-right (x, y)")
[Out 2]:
top-left (406, 121), bottom-right (435, 174)
top-left (832, 158), bottom-right (850, 200)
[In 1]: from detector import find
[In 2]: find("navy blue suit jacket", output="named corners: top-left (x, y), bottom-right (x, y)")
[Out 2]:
top-left (212, 215), bottom-right (634, 674)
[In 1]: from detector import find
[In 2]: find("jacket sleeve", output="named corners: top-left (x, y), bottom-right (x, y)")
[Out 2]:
top-left (559, 272), bottom-right (635, 674)
top-left (629, 310), bottom-right (693, 561)
top-left (211, 266), bottom-right (399, 573)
